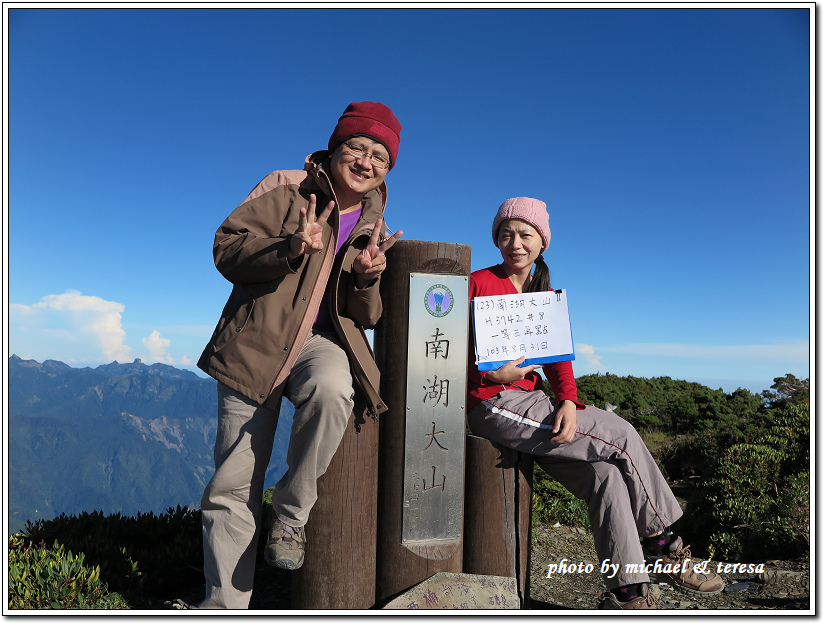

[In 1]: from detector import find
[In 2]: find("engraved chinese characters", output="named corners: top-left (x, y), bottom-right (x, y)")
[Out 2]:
top-left (473, 290), bottom-right (574, 371)
top-left (402, 274), bottom-right (468, 543)
top-left (382, 572), bottom-right (519, 610)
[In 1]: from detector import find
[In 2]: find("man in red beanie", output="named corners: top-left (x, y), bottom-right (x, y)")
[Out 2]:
top-left (195, 102), bottom-right (403, 609)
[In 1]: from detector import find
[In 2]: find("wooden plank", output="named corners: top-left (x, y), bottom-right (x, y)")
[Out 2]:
top-left (290, 390), bottom-right (379, 608)
top-left (463, 434), bottom-right (534, 606)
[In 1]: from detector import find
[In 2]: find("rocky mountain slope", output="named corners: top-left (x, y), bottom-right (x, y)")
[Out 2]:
top-left (7, 356), bottom-right (292, 534)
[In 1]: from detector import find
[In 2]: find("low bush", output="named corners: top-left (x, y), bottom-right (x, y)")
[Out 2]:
top-left (655, 428), bottom-right (727, 480)
top-left (531, 469), bottom-right (590, 528)
top-left (15, 505), bottom-right (203, 602)
top-left (686, 402), bottom-right (810, 561)
top-left (8, 536), bottom-right (110, 609)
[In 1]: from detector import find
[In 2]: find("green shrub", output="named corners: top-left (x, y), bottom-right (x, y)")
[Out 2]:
top-left (704, 443), bottom-right (783, 526)
top-left (531, 468), bottom-right (590, 528)
top-left (17, 505), bottom-right (203, 600)
top-left (263, 486), bottom-right (275, 506)
top-left (638, 427), bottom-right (669, 455)
top-left (8, 536), bottom-right (108, 609)
top-left (687, 402), bottom-right (810, 561)
top-left (571, 373), bottom-right (763, 436)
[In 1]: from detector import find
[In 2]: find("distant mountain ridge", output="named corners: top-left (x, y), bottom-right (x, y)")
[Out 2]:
top-left (7, 355), bottom-right (293, 535)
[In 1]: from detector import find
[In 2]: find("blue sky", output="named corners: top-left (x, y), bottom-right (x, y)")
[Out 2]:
top-left (6, 6), bottom-right (811, 395)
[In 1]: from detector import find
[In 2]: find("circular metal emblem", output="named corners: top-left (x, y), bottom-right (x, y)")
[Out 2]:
top-left (424, 284), bottom-right (454, 318)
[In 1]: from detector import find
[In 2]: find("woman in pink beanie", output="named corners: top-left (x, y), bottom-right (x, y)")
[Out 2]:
top-left (468, 197), bottom-right (724, 609)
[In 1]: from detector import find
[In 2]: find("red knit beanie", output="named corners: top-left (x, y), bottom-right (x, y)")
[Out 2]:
top-left (492, 197), bottom-right (551, 252)
top-left (328, 101), bottom-right (402, 168)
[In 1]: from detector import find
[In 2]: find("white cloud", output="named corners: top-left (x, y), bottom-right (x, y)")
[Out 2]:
top-left (575, 343), bottom-right (602, 369)
top-left (141, 330), bottom-right (174, 364)
top-left (11, 291), bottom-right (131, 362)
top-left (179, 355), bottom-right (192, 365)
top-left (596, 342), bottom-right (809, 366)
top-left (576, 340), bottom-right (810, 392)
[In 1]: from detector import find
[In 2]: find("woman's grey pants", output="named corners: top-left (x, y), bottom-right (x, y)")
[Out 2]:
top-left (198, 330), bottom-right (355, 609)
top-left (468, 388), bottom-right (683, 589)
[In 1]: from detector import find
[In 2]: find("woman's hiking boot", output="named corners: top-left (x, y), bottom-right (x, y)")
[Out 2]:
top-left (644, 535), bottom-right (725, 597)
top-left (599, 584), bottom-right (663, 609)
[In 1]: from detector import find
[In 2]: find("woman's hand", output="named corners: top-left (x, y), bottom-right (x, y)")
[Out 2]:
top-left (551, 400), bottom-right (578, 444)
top-left (288, 194), bottom-right (335, 260)
top-left (484, 356), bottom-right (542, 385)
top-left (353, 218), bottom-right (403, 287)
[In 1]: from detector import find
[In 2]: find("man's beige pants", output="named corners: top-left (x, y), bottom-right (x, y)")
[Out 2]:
top-left (197, 330), bottom-right (355, 609)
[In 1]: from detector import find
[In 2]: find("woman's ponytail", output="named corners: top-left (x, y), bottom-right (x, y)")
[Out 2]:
top-left (526, 254), bottom-right (551, 293)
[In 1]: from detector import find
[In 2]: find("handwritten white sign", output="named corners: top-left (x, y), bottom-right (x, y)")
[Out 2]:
top-left (472, 289), bottom-right (574, 371)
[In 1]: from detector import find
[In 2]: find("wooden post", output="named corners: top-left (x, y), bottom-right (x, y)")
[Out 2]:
top-left (463, 434), bottom-right (534, 607)
top-left (373, 240), bottom-right (472, 605)
top-left (290, 393), bottom-right (379, 608)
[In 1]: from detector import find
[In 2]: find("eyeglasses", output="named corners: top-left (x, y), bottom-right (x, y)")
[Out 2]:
top-left (341, 141), bottom-right (391, 169)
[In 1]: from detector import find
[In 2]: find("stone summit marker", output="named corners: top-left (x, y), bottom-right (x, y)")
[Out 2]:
top-left (383, 572), bottom-right (520, 610)
top-left (402, 273), bottom-right (468, 543)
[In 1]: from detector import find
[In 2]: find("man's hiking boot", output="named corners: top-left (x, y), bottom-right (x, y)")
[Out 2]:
top-left (644, 535), bottom-right (724, 597)
top-left (599, 584), bottom-right (662, 609)
top-left (264, 517), bottom-right (306, 570)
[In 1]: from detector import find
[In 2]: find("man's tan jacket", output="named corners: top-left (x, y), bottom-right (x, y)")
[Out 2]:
top-left (198, 152), bottom-right (389, 419)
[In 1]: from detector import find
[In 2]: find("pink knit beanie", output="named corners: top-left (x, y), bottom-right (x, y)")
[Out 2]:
top-left (492, 197), bottom-right (551, 252)
top-left (328, 101), bottom-right (402, 169)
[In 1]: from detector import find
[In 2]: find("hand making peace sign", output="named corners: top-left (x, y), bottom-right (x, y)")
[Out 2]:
top-left (287, 194), bottom-right (335, 260)
top-left (353, 218), bottom-right (403, 287)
